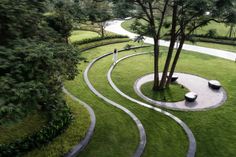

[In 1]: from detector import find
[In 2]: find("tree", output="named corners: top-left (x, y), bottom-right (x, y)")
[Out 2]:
top-left (165, 0), bottom-right (235, 87)
top-left (0, 40), bottom-right (79, 122)
top-left (80, 0), bottom-right (112, 37)
top-left (112, 0), bottom-right (235, 90)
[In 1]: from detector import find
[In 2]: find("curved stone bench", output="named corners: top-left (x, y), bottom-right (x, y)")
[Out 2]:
top-left (208, 80), bottom-right (221, 90)
top-left (185, 92), bottom-right (198, 102)
top-left (167, 74), bottom-right (178, 82)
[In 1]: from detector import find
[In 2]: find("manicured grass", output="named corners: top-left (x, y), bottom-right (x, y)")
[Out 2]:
top-left (64, 42), bottom-right (142, 157)
top-left (65, 42), bottom-right (188, 157)
top-left (69, 30), bottom-right (100, 43)
top-left (0, 111), bottom-right (47, 145)
top-left (141, 81), bottom-right (188, 102)
top-left (112, 48), bottom-right (236, 157)
top-left (24, 95), bottom-right (90, 157)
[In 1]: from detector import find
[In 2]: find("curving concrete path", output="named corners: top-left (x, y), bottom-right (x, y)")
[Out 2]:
top-left (134, 73), bottom-right (227, 111)
top-left (107, 52), bottom-right (196, 157)
top-left (63, 87), bottom-right (96, 157)
top-left (105, 20), bottom-right (236, 61)
top-left (83, 53), bottom-right (146, 157)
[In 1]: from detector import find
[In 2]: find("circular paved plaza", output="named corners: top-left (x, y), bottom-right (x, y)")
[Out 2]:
top-left (134, 73), bottom-right (227, 111)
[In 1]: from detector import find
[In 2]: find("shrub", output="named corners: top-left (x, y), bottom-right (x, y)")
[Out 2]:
top-left (0, 103), bottom-right (72, 156)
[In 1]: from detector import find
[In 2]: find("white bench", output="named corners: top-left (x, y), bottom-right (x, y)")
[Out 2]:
top-left (208, 80), bottom-right (221, 90)
top-left (185, 92), bottom-right (198, 102)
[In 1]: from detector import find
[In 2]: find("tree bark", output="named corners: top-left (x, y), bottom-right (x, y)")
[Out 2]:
top-left (159, 3), bottom-right (178, 89)
top-left (166, 35), bottom-right (185, 87)
top-left (152, 37), bottom-right (160, 90)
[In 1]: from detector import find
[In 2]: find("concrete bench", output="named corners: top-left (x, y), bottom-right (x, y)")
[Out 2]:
top-left (167, 74), bottom-right (178, 82)
top-left (185, 92), bottom-right (198, 102)
top-left (208, 80), bottom-right (221, 90)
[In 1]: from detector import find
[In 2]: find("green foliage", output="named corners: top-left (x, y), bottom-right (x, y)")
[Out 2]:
top-left (73, 35), bottom-right (128, 45)
top-left (0, 103), bottom-right (72, 157)
top-left (0, 0), bottom-right (45, 45)
top-left (0, 40), bottom-right (80, 121)
top-left (24, 95), bottom-right (90, 157)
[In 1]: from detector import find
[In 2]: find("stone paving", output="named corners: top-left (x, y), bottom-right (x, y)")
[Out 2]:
top-left (134, 73), bottom-right (227, 111)
top-left (105, 20), bottom-right (236, 61)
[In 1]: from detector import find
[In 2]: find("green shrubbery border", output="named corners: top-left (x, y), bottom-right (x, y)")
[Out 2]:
top-left (0, 103), bottom-right (72, 156)
top-left (73, 35), bottom-right (128, 46)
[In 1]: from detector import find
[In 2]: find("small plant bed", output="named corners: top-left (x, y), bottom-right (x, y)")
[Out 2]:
top-left (24, 95), bottom-right (90, 157)
top-left (140, 81), bottom-right (188, 102)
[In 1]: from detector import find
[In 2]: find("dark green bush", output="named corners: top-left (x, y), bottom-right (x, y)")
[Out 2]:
top-left (0, 103), bottom-right (72, 157)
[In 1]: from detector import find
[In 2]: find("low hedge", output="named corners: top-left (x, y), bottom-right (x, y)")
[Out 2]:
top-left (187, 35), bottom-right (236, 46)
top-left (73, 35), bottom-right (129, 46)
top-left (0, 104), bottom-right (72, 156)
top-left (79, 38), bottom-right (131, 52)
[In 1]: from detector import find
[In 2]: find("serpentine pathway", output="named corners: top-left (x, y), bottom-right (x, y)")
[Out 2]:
top-left (63, 88), bottom-right (96, 157)
top-left (105, 20), bottom-right (236, 61)
top-left (107, 52), bottom-right (196, 157)
top-left (84, 50), bottom-right (196, 157)
top-left (84, 53), bottom-right (146, 157)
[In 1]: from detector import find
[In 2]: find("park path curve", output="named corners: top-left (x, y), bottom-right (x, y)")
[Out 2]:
top-left (63, 88), bottom-right (96, 157)
top-left (105, 20), bottom-right (236, 61)
top-left (83, 53), bottom-right (146, 157)
top-left (107, 52), bottom-right (196, 157)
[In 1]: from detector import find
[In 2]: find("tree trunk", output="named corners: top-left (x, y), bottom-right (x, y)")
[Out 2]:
top-left (152, 38), bottom-right (160, 90)
top-left (159, 3), bottom-right (178, 89)
top-left (166, 36), bottom-right (185, 87)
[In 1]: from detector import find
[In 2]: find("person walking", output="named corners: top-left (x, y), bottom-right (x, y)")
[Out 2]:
top-left (113, 48), bottom-right (118, 63)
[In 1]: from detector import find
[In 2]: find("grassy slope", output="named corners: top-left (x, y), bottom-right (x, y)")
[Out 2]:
top-left (69, 30), bottom-right (100, 43)
top-left (0, 111), bottom-right (47, 145)
top-left (65, 43), bottom-right (188, 157)
top-left (65, 42), bottom-right (141, 157)
top-left (112, 49), bottom-right (236, 157)
top-left (122, 19), bottom-right (236, 53)
top-left (24, 95), bottom-right (90, 157)
top-left (141, 81), bottom-right (188, 102)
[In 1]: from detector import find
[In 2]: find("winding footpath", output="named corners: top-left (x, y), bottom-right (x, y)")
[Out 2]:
top-left (63, 88), bottom-right (96, 157)
top-left (107, 52), bottom-right (196, 157)
top-left (105, 20), bottom-right (236, 61)
top-left (83, 53), bottom-right (146, 157)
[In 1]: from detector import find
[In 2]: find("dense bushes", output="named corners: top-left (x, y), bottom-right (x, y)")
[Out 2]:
top-left (0, 103), bottom-right (72, 156)
top-left (0, 40), bottom-right (80, 123)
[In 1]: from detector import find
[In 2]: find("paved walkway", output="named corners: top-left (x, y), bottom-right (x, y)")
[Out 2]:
top-left (105, 20), bottom-right (236, 61)
top-left (83, 52), bottom-right (146, 157)
top-left (63, 87), bottom-right (96, 157)
top-left (135, 73), bottom-right (227, 111)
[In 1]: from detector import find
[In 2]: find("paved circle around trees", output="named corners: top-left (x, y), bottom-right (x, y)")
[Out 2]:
top-left (134, 73), bottom-right (227, 111)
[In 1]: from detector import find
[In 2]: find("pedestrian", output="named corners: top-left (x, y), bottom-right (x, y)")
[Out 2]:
top-left (113, 48), bottom-right (118, 63)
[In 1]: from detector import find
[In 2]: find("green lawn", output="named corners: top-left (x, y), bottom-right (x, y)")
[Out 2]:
top-left (122, 18), bottom-right (236, 52)
top-left (24, 95), bottom-right (90, 157)
top-left (112, 48), bottom-right (236, 157)
top-left (69, 30), bottom-right (100, 43)
top-left (65, 42), bottom-right (188, 157)
top-left (141, 81), bottom-right (188, 102)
